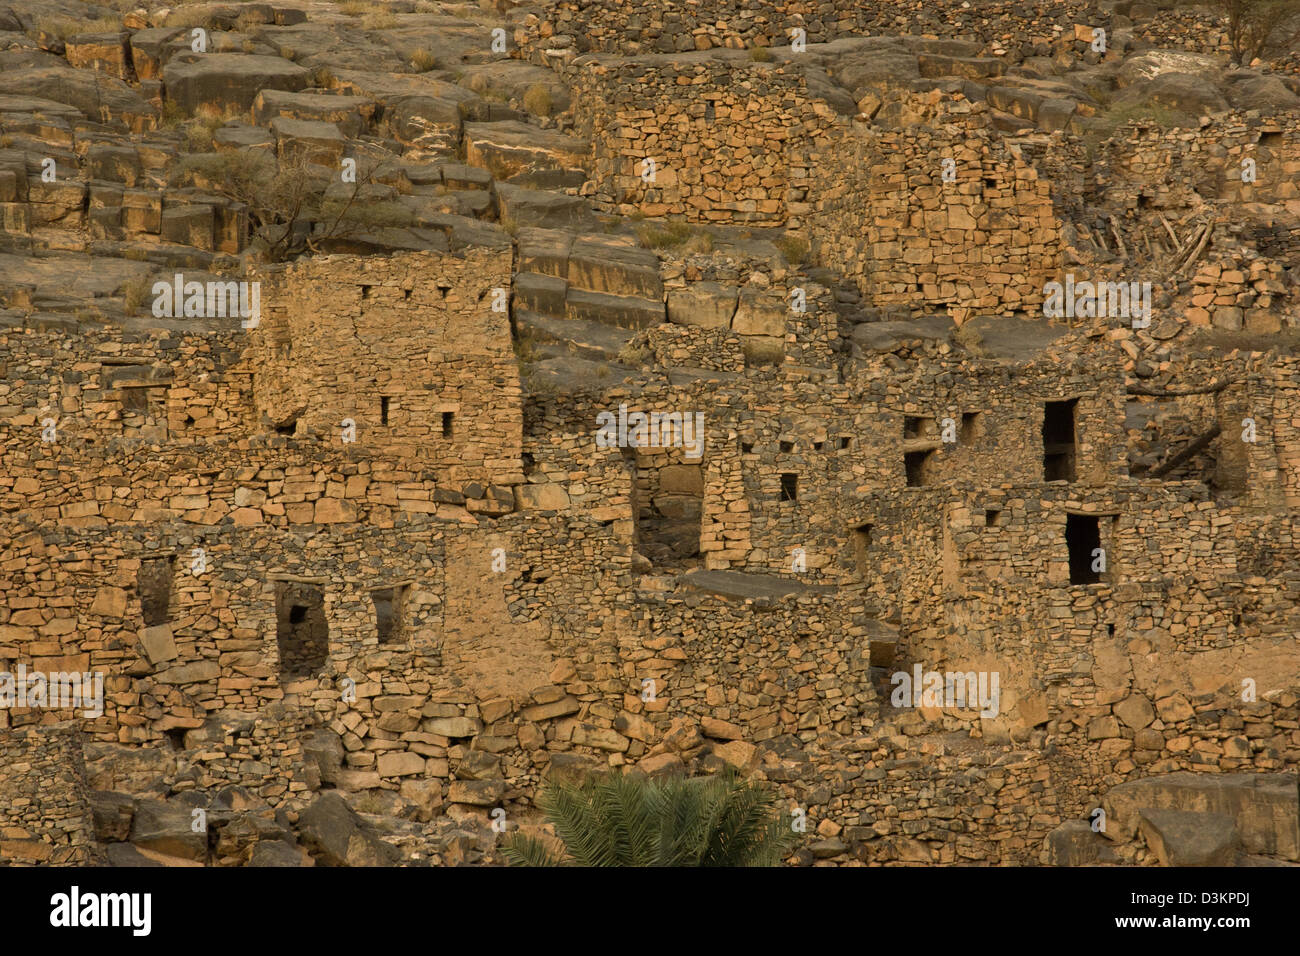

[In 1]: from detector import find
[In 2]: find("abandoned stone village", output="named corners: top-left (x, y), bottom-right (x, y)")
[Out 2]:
top-left (0, 0), bottom-right (1299, 868)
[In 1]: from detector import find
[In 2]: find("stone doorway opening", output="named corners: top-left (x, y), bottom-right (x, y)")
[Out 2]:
top-left (275, 581), bottom-right (329, 682)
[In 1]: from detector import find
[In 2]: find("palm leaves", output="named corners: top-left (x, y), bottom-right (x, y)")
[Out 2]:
top-left (500, 771), bottom-right (797, 867)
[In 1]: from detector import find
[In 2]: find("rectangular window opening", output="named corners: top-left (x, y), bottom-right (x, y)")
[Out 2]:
top-left (380, 396), bottom-right (390, 425)
top-left (853, 523), bottom-right (873, 578)
top-left (985, 509), bottom-right (1001, 527)
top-left (138, 555), bottom-right (174, 627)
top-left (779, 473), bottom-right (798, 501)
top-left (1066, 513), bottom-right (1101, 585)
top-left (903, 416), bottom-right (925, 438)
top-left (371, 586), bottom-right (406, 644)
top-left (1043, 399), bottom-right (1078, 482)
top-left (960, 411), bottom-right (983, 444)
top-left (838, 436), bottom-right (852, 450)
top-left (905, 450), bottom-right (935, 487)
top-left (442, 411), bottom-right (454, 439)
top-left (779, 440), bottom-right (794, 453)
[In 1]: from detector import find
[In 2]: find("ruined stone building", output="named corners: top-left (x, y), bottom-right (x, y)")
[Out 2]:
top-left (0, 0), bottom-right (1298, 867)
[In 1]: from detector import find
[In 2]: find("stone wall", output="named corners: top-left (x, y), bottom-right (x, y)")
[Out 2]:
top-left (570, 60), bottom-right (837, 224)
top-left (808, 96), bottom-right (1065, 319)
top-left (0, 724), bottom-right (102, 865)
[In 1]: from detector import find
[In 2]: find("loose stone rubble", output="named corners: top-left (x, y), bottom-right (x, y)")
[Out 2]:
top-left (0, 0), bottom-right (1298, 867)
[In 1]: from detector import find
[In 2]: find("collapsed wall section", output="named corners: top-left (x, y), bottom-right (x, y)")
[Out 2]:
top-left (808, 96), bottom-right (1064, 319)
top-left (571, 60), bottom-right (837, 224)
top-left (0, 724), bottom-right (102, 865)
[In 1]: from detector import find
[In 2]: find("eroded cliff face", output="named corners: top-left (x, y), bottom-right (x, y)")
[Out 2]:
top-left (1, 0), bottom-right (1298, 868)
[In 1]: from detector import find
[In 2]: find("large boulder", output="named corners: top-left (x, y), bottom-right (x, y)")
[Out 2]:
top-left (129, 799), bottom-right (207, 862)
top-left (295, 792), bottom-right (400, 867)
top-left (464, 120), bottom-right (588, 180)
top-left (1139, 809), bottom-right (1239, 866)
top-left (162, 53), bottom-right (310, 115)
top-left (1103, 773), bottom-right (1299, 860)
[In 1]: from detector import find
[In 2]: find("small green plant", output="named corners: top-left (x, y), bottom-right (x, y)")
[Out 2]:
top-left (410, 48), bottom-right (438, 72)
top-left (773, 234), bottom-right (809, 265)
top-left (522, 83), bottom-right (553, 117)
top-left (635, 220), bottom-right (694, 249)
top-left (616, 341), bottom-right (652, 365)
top-left (159, 100), bottom-right (187, 129)
top-left (748, 45), bottom-right (774, 61)
top-left (311, 67), bottom-right (337, 89)
top-left (32, 15), bottom-right (121, 39)
top-left (121, 277), bottom-right (153, 316)
top-left (501, 771), bottom-right (797, 867)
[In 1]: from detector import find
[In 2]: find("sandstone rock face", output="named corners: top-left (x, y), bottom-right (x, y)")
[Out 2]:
top-left (296, 793), bottom-right (399, 867)
top-left (1, 0), bottom-right (1300, 875)
top-left (1103, 774), bottom-right (1300, 861)
top-left (162, 54), bottom-right (310, 115)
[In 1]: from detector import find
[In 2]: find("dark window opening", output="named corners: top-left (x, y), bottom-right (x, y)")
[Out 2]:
top-left (1107, 623), bottom-right (1115, 638)
top-left (905, 450), bottom-right (935, 487)
top-left (139, 556), bottom-right (173, 627)
top-left (779, 473), bottom-right (798, 501)
top-left (1259, 131), bottom-right (1283, 148)
top-left (403, 288), bottom-right (413, 300)
top-left (360, 284), bottom-right (373, 299)
top-left (442, 412), bottom-right (454, 439)
top-left (838, 436), bottom-right (852, 450)
top-left (276, 582), bottom-right (328, 682)
top-left (273, 409), bottom-right (299, 436)
top-left (813, 441), bottom-right (824, 451)
top-left (381, 396), bottom-right (390, 425)
top-left (960, 411), bottom-right (982, 444)
top-left (1043, 399), bottom-right (1077, 482)
top-left (184, 415), bottom-right (195, 427)
top-left (741, 442), bottom-right (753, 454)
top-left (371, 586), bottom-right (406, 644)
top-left (985, 509), bottom-right (1001, 527)
top-left (121, 387), bottom-right (149, 413)
top-left (437, 284), bottom-right (451, 299)
top-left (704, 101), bottom-right (715, 121)
top-left (983, 177), bottom-right (998, 189)
top-left (164, 727), bottom-right (188, 751)
top-left (903, 416), bottom-right (924, 438)
top-left (779, 440), bottom-right (794, 453)
top-left (1067, 513), bottom-right (1101, 585)
top-left (852, 523), bottom-right (872, 578)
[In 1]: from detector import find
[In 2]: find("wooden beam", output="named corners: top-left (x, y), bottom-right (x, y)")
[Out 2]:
top-left (1146, 424), bottom-right (1223, 479)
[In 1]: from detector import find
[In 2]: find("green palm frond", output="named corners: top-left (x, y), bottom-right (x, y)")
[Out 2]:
top-left (498, 833), bottom-right (563, 867)
top-left (505, 769), bottom-right (797, 867)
